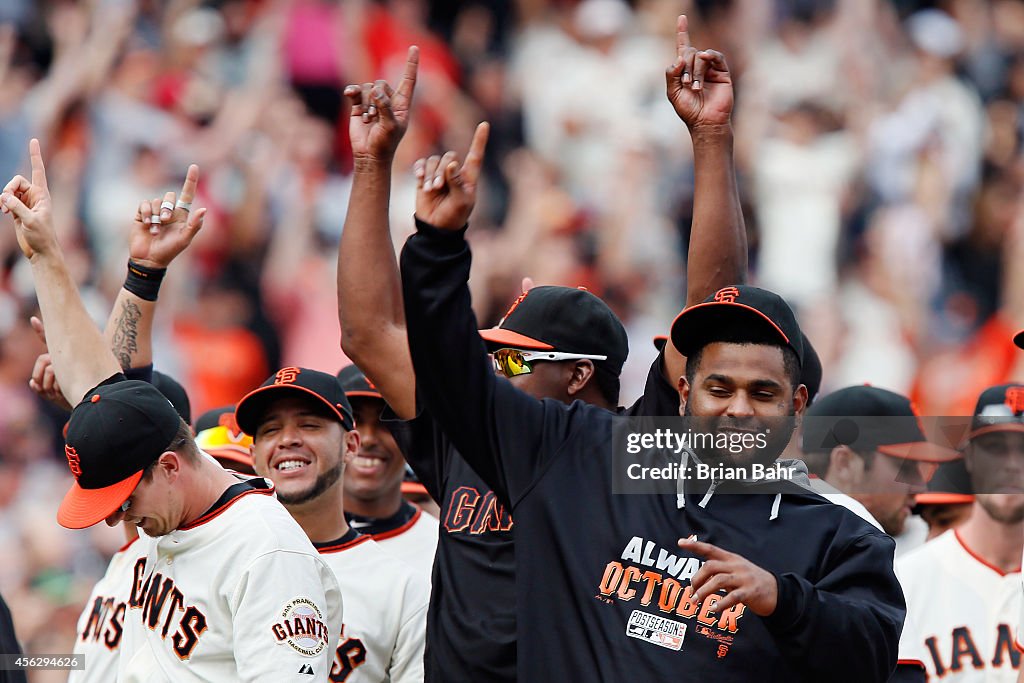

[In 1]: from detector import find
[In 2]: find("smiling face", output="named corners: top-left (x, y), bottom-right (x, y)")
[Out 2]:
top-left (680, 342), bottom-right (806, 467)
top-left (251, 394), bottom-right (351, 506)
top-left (344, 398), bottom-right (407, 506)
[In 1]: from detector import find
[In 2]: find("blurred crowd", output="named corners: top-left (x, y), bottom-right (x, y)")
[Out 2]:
top-left (1, 0), bottom-right (1024, 676)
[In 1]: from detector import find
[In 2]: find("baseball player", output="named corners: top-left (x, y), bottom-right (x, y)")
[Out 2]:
top-left (337, 17), bottom-right (748, 680)
top-left (898, 383), bottom-right (1024, 682)
top-left (800, 385), bottom-right (961, 541)
top-left (336, 364), bottom-right (438, 579)
top-left (2, 141), bottom-right (342, 681)
top-left (399, 114), bottom-right (906, 683)
top-left (236, 368), bottom-right (429, 683)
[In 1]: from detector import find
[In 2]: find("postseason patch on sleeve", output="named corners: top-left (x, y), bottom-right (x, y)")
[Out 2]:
top-left (271, 598), bottom-right (331, 657)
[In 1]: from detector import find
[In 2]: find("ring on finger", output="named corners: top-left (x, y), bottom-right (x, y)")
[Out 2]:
top-left (175, 200), bottom-right (191, 212)
top-left (150, 215), bottom-right (161, 225)
top-left (160, 200), bottom-right (175, 212)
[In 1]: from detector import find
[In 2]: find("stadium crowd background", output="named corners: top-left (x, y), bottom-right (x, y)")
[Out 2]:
top-left (1, 0), bottom-right (1023, 678)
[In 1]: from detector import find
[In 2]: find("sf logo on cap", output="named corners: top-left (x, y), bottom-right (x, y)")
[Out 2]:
top-left (1005, 387), bottom-right (1024, 415)
top-left (65, 444), bottom-right (82, 478)
top-left (275, 367), bottom-right (301, 385)
top-left (499, 291), bottom-right (529, 325)
top-left (713, 287), bottom-right (740, 304)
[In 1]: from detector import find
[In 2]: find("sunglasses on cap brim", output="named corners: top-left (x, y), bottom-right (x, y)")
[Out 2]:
top-left (492, 348), bottom-right (608, 378)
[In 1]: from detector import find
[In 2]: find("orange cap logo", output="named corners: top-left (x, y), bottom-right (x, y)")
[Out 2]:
top-left (364, 375), bottom-right (378, 390)
top-left (499, 291), bottom-right (529, 324)
top-left (217, 412), bottom-right (245, 441)
top-left (1005, 387), bottom-right (1024, 415)
top-left (65, 444), bottom-right (82, 478)
top-left (713, 287), bottom-right (740, 304)
top-left (275, 367), bottom-right (300, 385)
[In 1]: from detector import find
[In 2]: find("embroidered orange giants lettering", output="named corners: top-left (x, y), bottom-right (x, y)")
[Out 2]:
top-left (713, 287), bottom-right (740, 304)
top-left (65, 444), bottom-right (82, 477)
top-left (1005, 387), bottom-right (1024, 415)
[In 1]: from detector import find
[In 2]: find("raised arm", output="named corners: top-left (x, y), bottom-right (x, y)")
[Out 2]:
top-left (104, 166), bottom-right (206, 372)
top-left (663, 16), bottom-right (747, 386)
top-left (338, 47), bottom-right (419, 419)
top-left (2, 140), bottom-right (120, 403)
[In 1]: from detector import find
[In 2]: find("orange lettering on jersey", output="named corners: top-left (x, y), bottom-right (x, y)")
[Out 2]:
top-left (696, 594), bottom-right (720, 626)
top-left (65, 444), bottom-right (82, 477)
top-left (717, 603), bottom-right (746, 633)
top-left (172, 606), bottom-right (208, 660)
top-left (617, 566), bottom-right (641, 601)
top-left (1005, 388), bottom-right (1024, 415)
top-left (599, 562), bottom-right (623, 596)
top-left (658, 579), bottom-right (682, 612)
top-left (444, 487), bottom-right (479, 533)
top-left (675, 586), bottom-right (700, 618)
top-left (275, 367), bottom-right (301, 385)
top-left (713, 287), bottom-right (740, 304)
top-left (639, 571), bottom-right (661, 605)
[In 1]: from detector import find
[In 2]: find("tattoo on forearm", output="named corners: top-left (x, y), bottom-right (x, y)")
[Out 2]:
top-left (111, 300), bottom-right (141, 370)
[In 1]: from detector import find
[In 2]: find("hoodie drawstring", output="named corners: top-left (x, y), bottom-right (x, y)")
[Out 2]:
top-left (676, 449), bottom-right (689, 509)
top-left (770, 493), bottom-right (781, 521)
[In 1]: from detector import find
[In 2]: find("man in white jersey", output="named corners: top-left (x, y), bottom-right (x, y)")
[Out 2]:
top-left (0, 139), bottom-right (342, 681)
top-left (337, 364), bottom-right (438, 578)
top-left (898, 383), bottom-right (1024, 682)
top-left (236, 367), bottom-right (429, 683)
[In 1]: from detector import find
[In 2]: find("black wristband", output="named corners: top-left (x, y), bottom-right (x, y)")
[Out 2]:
top-left (413, 216), bottom-right (469, 239)
top-left (124, 260), bottom-right (166, 301)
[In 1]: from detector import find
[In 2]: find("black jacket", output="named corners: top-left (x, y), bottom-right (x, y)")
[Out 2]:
top-left (401, 220), bottom-right (905, 682)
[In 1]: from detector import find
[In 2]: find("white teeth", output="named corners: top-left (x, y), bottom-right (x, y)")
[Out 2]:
top-left (276, 460), bottom-right (308, 471)
top-left (353, 456), bottom-right (383, 468)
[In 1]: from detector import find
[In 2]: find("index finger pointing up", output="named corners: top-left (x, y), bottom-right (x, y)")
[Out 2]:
top-left (396, 45), bottom-right (420, 103)
top-left (676, 15), bottom-right (690, 58)
top-left (29, 139), bottom-right (48, 192)
top-left (460, 121), bottom-right (490, 185)
top-left (179, 164), bottom-right (199, 205)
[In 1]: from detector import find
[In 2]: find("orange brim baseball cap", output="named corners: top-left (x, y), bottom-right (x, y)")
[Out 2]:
top-left (59, 380), bottom-right (182, 529)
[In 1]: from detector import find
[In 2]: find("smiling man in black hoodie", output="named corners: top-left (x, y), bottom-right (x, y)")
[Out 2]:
top-left (399, 78), bottom-right (905, 683)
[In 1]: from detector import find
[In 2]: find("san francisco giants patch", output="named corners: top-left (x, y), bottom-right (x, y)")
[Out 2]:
top-left (271, 598), bottom-right (330, 657)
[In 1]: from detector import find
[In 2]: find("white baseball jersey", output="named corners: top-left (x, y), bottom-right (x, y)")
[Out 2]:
top-left (897, 529), bottom-right (1022, 681)
top-left (349, 502), bottom-right (438, 581)
top-left (70, 536), bottom-right (146, 682)
top-left (316, 530), bottom-right (428, 682)
top-left (117, 480), bottom-right (343, 682)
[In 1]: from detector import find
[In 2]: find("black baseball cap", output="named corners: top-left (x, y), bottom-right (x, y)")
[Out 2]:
top-left (235, 367), bottom-right (355, 436)
top-left (59, 380), bottom-right (183, 529)
top-left (669, 286), bottom-right (804, 364)
top-left (337, 364), bottom-right (382, 400)
top-left (802, 385), bottom-right (959, 462)
top-left (478, 286), bottom-right (628, 376)
top-left (653, 329), bottom-right (821, 401)
top-left (194, 406), bottom-right (254, 472)
top-left (966, 383), bottom-right (1024, 441)
top-left (152, 370), bottom-right (192, 425)
top-left (801, 333), bottom-right (822, 405)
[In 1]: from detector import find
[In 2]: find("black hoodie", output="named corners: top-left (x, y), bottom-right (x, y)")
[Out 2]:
top-left (400, 220), bottom-right (905, 682)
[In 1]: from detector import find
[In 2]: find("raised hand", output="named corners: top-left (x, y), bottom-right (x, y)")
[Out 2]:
top-left (665, 15), bottom-right (733, 129)
top-left (130, 165), bottom-right (207, 269)
top-left (27, 315), bottom-right (72, 411)
top-left (1, 139), bottom-right (57, 260)
top-left (414, 122), bottom-right (490, 231)
top-left (344, 46), bottom-right (419, 164)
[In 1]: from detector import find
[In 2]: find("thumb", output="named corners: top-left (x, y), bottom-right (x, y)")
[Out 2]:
top-left (521, 276), bottom-right (535, 292)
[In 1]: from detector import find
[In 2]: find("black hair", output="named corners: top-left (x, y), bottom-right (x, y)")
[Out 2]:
top-left (142, 419), bottom-right (199, 481)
